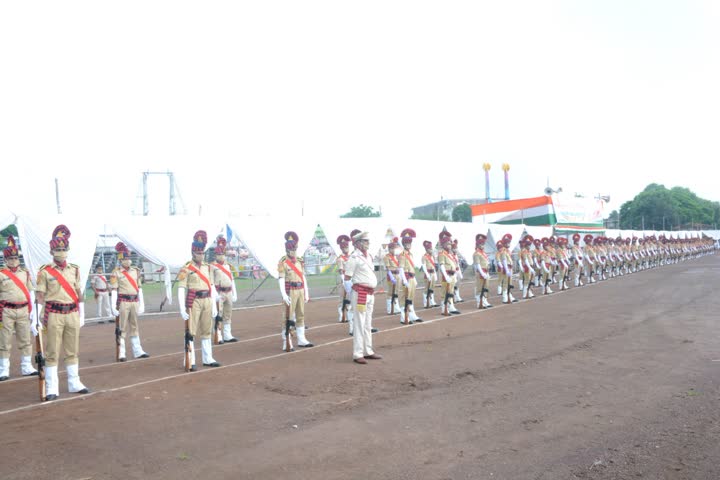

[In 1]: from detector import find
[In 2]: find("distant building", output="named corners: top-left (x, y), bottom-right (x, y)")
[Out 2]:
top-left (412, 198), bottom-right (503, 219)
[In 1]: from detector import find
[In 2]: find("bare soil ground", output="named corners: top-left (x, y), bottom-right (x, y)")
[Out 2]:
top-left (2, 255), bottom-right (720, 480)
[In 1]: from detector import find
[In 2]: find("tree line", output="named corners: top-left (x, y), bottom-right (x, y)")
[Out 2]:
top-left (608, 184), bottom-right (720, 231)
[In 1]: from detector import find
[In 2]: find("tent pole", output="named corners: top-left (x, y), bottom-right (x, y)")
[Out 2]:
top-left (245, 275), bottom-right (270, 302)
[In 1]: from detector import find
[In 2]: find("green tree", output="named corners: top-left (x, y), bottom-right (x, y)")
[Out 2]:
top-left (619, 184), bottom-right (719, 230)
top-left (340, 204), bottom-right (381, 218)
top-left (451, 203), bottom-right (472, 222)
top-left (605, 210), bottom-right (619, 229)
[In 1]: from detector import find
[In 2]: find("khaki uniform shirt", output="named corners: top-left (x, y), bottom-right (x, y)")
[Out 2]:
top-left (277, 256), bottom-right (304, 283)
top-left (110, 266), bottom-right (142, 294)
top-left (36, 263), bottom-right (81, 303)
top-left (398, 249), bottom-right (416, 277)
top-left (212, 262), bottom-right (234, 289)
top-left (177, 261), bottom-right (213, 291)
top-left (0, 267), bottom-right (33, 304)
top-left (437, 250), bottom-right (458, 273)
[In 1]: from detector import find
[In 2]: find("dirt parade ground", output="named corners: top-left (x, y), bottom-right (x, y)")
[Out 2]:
top-left (1, 254), bottom-right (720, 480)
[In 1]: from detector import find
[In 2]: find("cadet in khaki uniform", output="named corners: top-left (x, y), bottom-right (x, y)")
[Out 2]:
top-left (451, 239), bottom-right (464, 303)
top-left (556, 237), bottom-right (570, 290)
top-left (570, 234), bottom-right (584, 286)
top-left (532, 239), bottom-right (543, 287)
top-left (278, 231), bottom-right (313, 351)
top-left (583, 235), bottom-right (596, 282)
top-left (473, 234), bottom-right (492, 308)
top-left (110, 242), bottom-right (149, 361)
top-left (420, 240), bottom-right (438, 308)
top-left (0, 235), bottom-right (38, 380)
top-left (91, 264), bottom-right (112, 318)
top-left (35, 225), bottom-right (89, 401)
top-left (212, 236), bottom-right (238, 343)
top-left (398, 228), bottom-right (422, 324)
top-left (519, 236), bottom-right (535, 299)
top-left (177, 230), bottom-right (220, 370)
top-left (500, 234), bottom-right (517, 303)
top-left (539, 238), bottom-right (554, 294)
top-left (336, 234), bottom-right (353, 333)
top-left (437, 232), bottom-right (461, 315)
top-left (495, 241), bottom-right (505, 296)
top-left (383, 237), bottom-right (402, 314)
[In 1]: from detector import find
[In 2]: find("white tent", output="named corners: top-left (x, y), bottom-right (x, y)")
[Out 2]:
top-left (15, 214), bottom-right (102, 290)
top-left (227, 215), bottom-right (321, 279)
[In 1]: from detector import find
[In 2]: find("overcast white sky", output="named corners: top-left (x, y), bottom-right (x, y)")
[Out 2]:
top-left (1, 1), bottom-right (719, 220)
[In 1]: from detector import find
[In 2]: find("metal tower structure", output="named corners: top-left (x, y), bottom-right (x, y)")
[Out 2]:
top-left (141, 171), bottom-right (186, 215)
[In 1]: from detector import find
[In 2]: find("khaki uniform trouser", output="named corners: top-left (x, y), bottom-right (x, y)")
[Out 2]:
top-left (474, 276), bottom-right (488, 297)
top-left (119, 301), bottom-right (140, 339)
top-left (337, 278), bottom-right (351, 314)
top-left (442, 279), bottom-right (456, 304)
top-left (522, 268), bottom-right (534, 286)
top-left (398, 277), bottom-right (417, 310)
top-left (45, 311), bottom-right (80, 367)
top-left (0, 306), bottom-right (32, 358)
top-left (386, 279), bottom-right (398, 302)
top-left (281, 288), bottom-right (305, 328)
top-left (189, 297), bottom-right (212, 340)
top-left (497, 270), bottom-right (506, 289)
top-left (219, 293), bottom-right (233, 324)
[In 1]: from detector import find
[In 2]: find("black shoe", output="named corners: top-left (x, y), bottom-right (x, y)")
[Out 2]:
top-left (74, 388), bottom-right (90, 394)
top-left (0, 376), bottom-right (9, 381)
top-left (23, 371), bottom-right (40, 377)
top-left (118, 357), bottom-right (127, 362)
top-left (45, 394), bottom-right (58, 401)
top-left (349, 332), bottom-right (354, 336)
top-left (450, 310), bottom-right (461, 315)
top-left (138, 353), bottom-right (150, 359)
top-left (225, 338), bottom-right (239, 343)
top-left (203, 362), bottom-right (221, 367)
top-left (189, 365), bottom-right (197, 372)
top-left (298, 343), bottom-right (314, 348)
top-left (371, 328), bottom-right (379, 333)
top-left (414, 318), bottom-right (424, 323)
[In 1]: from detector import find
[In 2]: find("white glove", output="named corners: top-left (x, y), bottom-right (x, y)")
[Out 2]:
top-left (278, 278), bottom-right (291, 306)
top-left (343, 280), bottom-right (353, 296)
top-left (387, 271), bottom-right (396, 284)
top-left (304, 282), bottom-right (310, 303)
top-left (30, 317), bottom-right (39, 336)
top-left (456, 268), bottom-right (463, 280)
top-left (178, 287), bottom-right (190, 320)
top-left (231, 282), bottom-right (238, 303)
top-left (210, 284), bottom-right (219, 304)
top-left (138, 290), bottom-right (145, 314)
top-left (431, 273), bottom-right (438, 283)
top-left (79, 302), bottom-right (85, 327)
top-left (439, 264), bottom-right (449, 283)
top-left (111, 290), bottom-right (120, 317)
top-left (399, 268), bottom-right (408, 286)
top-left (212, 301), bottom-right (218, 319)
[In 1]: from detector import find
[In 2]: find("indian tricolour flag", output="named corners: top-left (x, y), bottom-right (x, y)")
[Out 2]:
top-left (470, 194), bottom-right (606, 234)
top-left (470, 196), bottom-right (555, 226)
